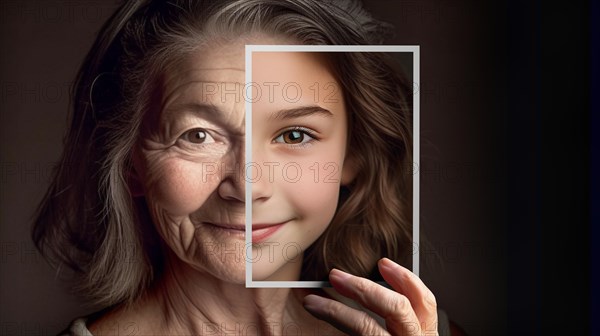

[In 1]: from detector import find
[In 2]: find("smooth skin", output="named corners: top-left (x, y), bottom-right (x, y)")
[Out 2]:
top-left (251, 50), bottom-right (352, 281)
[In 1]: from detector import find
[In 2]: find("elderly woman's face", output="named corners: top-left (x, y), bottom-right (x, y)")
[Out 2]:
top-left (134, 38), bottom-right (351, 283)
top-left (135, 40), bottom-right (248, 282)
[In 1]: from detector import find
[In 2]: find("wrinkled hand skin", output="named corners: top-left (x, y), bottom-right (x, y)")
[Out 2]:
top-left (303, 258), bottom-right (438, 336)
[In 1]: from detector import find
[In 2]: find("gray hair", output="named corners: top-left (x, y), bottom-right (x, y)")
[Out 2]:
top-left (33, 0), bottom-right (412, 306)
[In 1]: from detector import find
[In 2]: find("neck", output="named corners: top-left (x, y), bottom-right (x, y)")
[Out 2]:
top-left (137, 250), bottom-right (309, 335)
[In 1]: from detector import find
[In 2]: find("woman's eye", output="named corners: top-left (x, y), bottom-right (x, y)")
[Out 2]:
top-left (273, 129), bottom-right (315, 145)
top-left (181, 128), bottom-right (216, 144)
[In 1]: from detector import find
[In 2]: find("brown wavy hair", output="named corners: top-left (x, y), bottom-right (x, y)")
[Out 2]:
top-left (32, 0), bottom-right (413, 306)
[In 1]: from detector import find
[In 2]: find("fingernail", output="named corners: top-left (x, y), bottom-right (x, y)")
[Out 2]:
top-left (329, 268), bottom-right (351, 282)
top-left (303, 294), bottom-right (325, 312)
top-left (379, 258), bottom-right (411, 276)
top-left (379, 257), bottom-right (396, 269)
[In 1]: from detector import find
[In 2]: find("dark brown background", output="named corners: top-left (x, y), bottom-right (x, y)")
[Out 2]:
top-left (0, 0), bottom-right (590, 335)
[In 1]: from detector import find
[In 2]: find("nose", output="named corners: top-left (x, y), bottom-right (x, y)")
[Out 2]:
top-left (250, 148), bottom-right (273, 203)
top-left (217, 143), bottom-right (245, 203)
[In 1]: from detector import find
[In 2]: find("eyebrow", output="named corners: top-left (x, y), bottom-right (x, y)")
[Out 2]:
top-left (164, 103), bottom-right (332, 123)
top-left (268, 105), bottom-right (333, 120)
top-left (163, 102), bottom-right (223, 120)
top-left (162, 102), bottom-right (244, 135)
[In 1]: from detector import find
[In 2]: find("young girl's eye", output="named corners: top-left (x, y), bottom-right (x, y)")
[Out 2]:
top-left (273, 128), bottom-right (316, 145)
top-left (181, 128), bottom-right (216, 144)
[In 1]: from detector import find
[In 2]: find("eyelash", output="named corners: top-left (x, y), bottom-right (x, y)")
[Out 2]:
top-left (178, 128), bottom-right (218, 146)
top-left (272, 126), bottom-right (319, 148)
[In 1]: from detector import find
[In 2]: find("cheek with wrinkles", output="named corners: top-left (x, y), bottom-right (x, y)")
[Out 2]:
top-left (144, 158), bottom-right (222, 216)
top-left (151, 206), bottom-right (197, 256)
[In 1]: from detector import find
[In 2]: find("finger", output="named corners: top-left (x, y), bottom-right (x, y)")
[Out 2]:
top-left (328, 269), bottom-right (423, 336)
top-left (303, 294), bottom-right (390, 336)
top-left (378, 258), bottom-right (438, 334)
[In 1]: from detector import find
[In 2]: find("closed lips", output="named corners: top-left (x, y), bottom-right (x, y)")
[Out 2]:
top-left (251, 222), bottom-right (286, 242)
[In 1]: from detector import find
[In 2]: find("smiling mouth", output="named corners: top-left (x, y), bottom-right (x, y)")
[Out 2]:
top-left (252, 223), bottom-right (286, 243)
top-left (202, 222), bottom-right (286, 242)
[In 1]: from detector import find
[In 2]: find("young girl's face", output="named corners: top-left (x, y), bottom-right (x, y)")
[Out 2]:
top-left (251, 52), bottom-right (354, 280)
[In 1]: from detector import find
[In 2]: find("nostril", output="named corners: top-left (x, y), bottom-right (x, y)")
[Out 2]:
top-left (217, 177), bottom-right (245, 202)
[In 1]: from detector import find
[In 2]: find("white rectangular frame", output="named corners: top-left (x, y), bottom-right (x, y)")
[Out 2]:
top-left (245, 45), bottom-right (420, 288)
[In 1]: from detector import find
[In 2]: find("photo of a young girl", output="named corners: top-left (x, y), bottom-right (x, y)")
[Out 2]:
top-left (249, 49), bottom-right (415, 285)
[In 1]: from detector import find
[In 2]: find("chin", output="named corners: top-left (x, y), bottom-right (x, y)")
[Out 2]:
top-left (251, 258), bottom-right (299, 281)
top-left (175, 246), bottom-right (247, 285)
top-left (251, 269), bottom-right (270, 281)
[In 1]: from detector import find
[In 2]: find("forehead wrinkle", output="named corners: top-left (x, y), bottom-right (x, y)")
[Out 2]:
top-left (162, 102), bottom-right (219, 117)
top-left (163, 101), bottom-right (244, 135)
top-left (161, 79), bottom-right (245, 115)
top-left (193, 67), bottom-right (244, 72)
top-left (161, 67), bottom-right (245, 100)
top-left (217, 98), bottom-right (245, 135)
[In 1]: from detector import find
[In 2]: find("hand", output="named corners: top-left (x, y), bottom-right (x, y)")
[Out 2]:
top-left (303, 258), bottom-right (438, 336)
